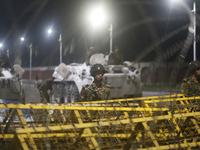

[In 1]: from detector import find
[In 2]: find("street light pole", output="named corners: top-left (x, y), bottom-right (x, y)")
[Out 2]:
top-left (58, 34), bottom-right (62, 64)
top-left (29, 43), bottom-right (32, 80)
top-left (192, 0), bottom-right (196, 61)
top-left (109, 23), bottom-right (113, 53)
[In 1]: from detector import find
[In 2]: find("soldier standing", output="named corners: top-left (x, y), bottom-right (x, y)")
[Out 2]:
top-left (38, 77), bottom-right (54, 103)
top-left (181, 60), bottom-right (200, 97)
top-left (80, 64), bottom-right (110, 101)
top-left (108, 46), bottom-right (123, 65)
top-left (0, 48), bottom-right (11, 69)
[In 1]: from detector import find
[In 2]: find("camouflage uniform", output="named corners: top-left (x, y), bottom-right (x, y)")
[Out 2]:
top-left (109, 51), bottom-right (123, 65)
top-left (80, 83), bottom-right (110, 101)
top-left (38, 78), bottom-right (54, 103)
top-left (181, 76), bottom-right (200, 97)
top-left (0, 52), bottom-right (11, 68)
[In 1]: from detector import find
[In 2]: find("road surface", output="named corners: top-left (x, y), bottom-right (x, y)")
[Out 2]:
top-left (22, 82), bottom-right (181, 103)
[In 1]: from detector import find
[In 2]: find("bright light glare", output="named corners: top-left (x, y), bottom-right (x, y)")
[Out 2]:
top-left (48, 29), bottom-right (52, 34)
top-left (89, 7), bottom-right (106, 27)
top-left (21, 37), bottom-right (24, 41)
top-left (170, 0), bottom-right (181, 5)
top-left (0, 43), bottom-right (2, 47)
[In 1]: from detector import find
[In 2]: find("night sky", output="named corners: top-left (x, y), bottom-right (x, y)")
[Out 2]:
top-left (0, 0), bottom-right (199, 67)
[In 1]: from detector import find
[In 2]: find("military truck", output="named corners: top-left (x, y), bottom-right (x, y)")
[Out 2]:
top-left (51, 54), bottom-right (142, 103)
top-left (0, 64), bottom-right (25, 103)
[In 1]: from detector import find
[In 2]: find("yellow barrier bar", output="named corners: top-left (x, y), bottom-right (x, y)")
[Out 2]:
top-left (74, 110), bottom-right (99, 149)
top-left (0, 104), bottom-right (169, 111)
top-left (16, 109), bottom-right (38, 150)
top-left (1, 94), bottom-right (200, 150)
top-left (143, 96), bottom-right (200, 104)
top-left (15, 112), bottom-right (200, 134)
top-left (137, 141), bottom-right (200, 150)
top-left (78, 94), bottom-right (184, 104)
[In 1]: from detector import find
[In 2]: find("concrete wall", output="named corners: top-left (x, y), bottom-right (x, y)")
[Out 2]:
top-left (132, 62), bottom-right (188, 86)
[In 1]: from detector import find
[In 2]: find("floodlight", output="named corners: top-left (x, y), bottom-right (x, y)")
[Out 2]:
top-left (48, 29), bottom-right (52, 34)
top-left (21, 37), bottom-right (24, 41)
top-left (89, 7), bottom-right (106, 27)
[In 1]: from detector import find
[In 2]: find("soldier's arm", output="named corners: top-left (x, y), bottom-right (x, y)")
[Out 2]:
top-left (181, 79), bottom-right (191, 97)
top-left (80, 85), bottom-right (90, 102)
top-left (105, 84), bottom-right (110, 100)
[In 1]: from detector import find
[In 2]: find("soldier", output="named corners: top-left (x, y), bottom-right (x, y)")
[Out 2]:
top-left (86, 47), bottom-right (96, 65)
top-left (38, 77), bottom-right (54, 103)
top-left (0, 48), bottom-right (11, 69)
top-left (181, 60), bottom-right (200, 97)
top-left (108, 46), bottom-right (123, 65)
top-left (80, 64), bottom-right (110, 101)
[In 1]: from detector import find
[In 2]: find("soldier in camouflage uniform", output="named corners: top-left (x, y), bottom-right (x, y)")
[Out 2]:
top-left (181, 60), bottom-right (200, 97)
top-left (80, 64), bottom-right (110, 101)
top-left (108, 46), bottom-right (123, 65)
top-left (0, 48), bottom-right (11, 69)
top-left (38, 77), bottom-right (54, 103)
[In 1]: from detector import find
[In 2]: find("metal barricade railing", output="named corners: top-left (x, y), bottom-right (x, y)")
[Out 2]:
top-left (0, 94), bottom-right (200, 149)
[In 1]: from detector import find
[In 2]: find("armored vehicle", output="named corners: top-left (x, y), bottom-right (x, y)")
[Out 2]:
top-left (51, 54), bottom-right (142, 103)
top-left (0, 64), bottom-right (25, 103)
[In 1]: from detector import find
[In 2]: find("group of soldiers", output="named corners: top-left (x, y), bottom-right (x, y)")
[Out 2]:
top-left (38, 63), bottom-right (110, 103)
top-left (1, 44), bottom-right (198, 103)
top-left (39, 46), bottom-right (124, 103)
top-left (39, 59), bottom-right (200, 103)
top-left (86, 46), bottom-right (123, 66)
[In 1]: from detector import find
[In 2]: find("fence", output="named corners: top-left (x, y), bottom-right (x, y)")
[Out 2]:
top-left (0, 94), bottom-right (200, 149)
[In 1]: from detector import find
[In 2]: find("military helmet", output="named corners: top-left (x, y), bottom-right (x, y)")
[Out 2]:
top-left (90, 64), bottom-right (105, 76)
top-left (188, 60), bottom-right (200, 73)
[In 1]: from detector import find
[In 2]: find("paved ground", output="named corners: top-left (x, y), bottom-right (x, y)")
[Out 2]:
top-left (142, 91), bottom-right (180, 97)
top-left (22, 84), bottom-right (41, 103)
top-left (22, 81), bottom-right (181, 103)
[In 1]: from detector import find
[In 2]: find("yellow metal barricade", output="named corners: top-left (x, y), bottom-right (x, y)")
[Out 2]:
top-left (0, 94), bottom-right (200, 149)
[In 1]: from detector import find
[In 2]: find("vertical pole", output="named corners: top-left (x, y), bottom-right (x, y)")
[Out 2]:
top-left (59, 34), bottom-right (62, 63)
top-left (29, 43), bottom-right (32, 80)
top-left (193, 1), bottom-right (196, 61)
top-left (110, 23), bottom-right (113, 53)
top-left (7, 49), bottom-right (9, 58)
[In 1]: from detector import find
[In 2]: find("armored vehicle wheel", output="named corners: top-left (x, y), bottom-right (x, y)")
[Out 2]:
top-left (62, 83), bottom-right (70, 103)
top-left (51, 93), bottom-right (58, 103)
top-left (51, 83), bottom-right (61, 103)
top-left (70, 84), bottom-right (79, 103)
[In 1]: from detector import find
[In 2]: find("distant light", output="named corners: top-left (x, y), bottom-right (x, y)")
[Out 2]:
top-left (89, 7), bottom-right (106, 27)
top-left (21, 37), bottom-right (24, 41)
top-left (171, 0), bottom-right (181, 4)
top-left (0, 43), bottom-right (2, 47)
top-left (48, 29), bottom-right (52, 34)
